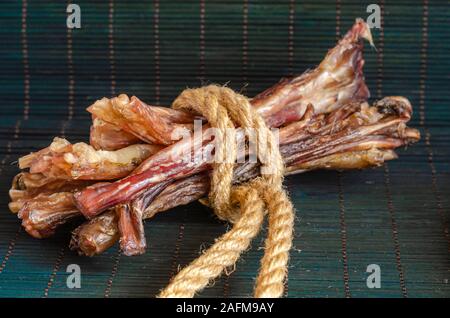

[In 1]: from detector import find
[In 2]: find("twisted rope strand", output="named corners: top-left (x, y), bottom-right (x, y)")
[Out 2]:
top-left (159, 85), bottom-right (295, 298)
top-left (255, 185), bottom-right (294, 297)
top-left (158, 186), bottom-right (265, 298)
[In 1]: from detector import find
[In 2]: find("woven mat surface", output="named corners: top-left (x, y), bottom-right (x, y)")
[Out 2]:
top-left (0, 0), bottom-right (449, 298)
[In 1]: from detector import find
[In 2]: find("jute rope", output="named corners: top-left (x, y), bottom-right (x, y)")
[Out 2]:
top-left (158, 85), bottom-right (295, 298)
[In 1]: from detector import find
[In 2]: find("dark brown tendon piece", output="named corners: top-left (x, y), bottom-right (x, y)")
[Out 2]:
top-left (141, 174), bottom-right (210, 219)
top-left (116, 204), bottom-right (146, 256)
top-left (70, 210), bottom-right (118, 257)
top-left (118, 181), bottom-right (171, 256)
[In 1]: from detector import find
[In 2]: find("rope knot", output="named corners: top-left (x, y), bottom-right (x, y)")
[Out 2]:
top-left (160, 85), bottom-right (295, 298)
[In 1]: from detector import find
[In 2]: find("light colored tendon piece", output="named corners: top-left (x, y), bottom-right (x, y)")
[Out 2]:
top-left (19, 137), bottom-right (162, 180)
top-left (90, 118), bottom-right (140, 151)
top-left (8, 172), bottom-right (92, 213)
top-left (286, 149), bottom-right (398, 174)
top-left (87, 94), bottom-right (196, 145)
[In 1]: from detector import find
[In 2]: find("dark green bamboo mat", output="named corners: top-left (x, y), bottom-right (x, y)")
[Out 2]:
top-left (0, 0), bottom-right (449, 298)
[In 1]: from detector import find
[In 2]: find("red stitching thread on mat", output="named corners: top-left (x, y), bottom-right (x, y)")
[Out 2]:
top-left (108, 0), bottom-right (116, 97)
top-left (335, 0), bottom-right (341, 39)
top-left (242, 0), bottom-right (248, 83)
top-left (103, 1), bottom-right (122, 297)
top-left (41, 2), bottom-right (80, 293)
top-left (424, 131), bottom-right (449, 250)
top-left (0, 150), bottom-right (20, 275)
top-left (0, 228), bottom-right (21, 274)
top-left (419, 1), bottom-right (428, 128)
top-left (284, 1), bottom-right (296, 297)
top-left (0, 156), bottom-right (11, 174)
top-left (169, 223), bottom-right (186, 279)
top-left (11, 121), bottom-right (22, 149)
top-left (383, 165), bottom-right (408, 297)
top-left (221, 228), bottom-right (231, 297)
top-left (376, 0), bottom-right (384, 99)
top-left (288, 0), bottom-right (295, 77)
top-left (36, 121), bottom-right (70, 294)
top-left (335, 7), bottom-right (350, 299)
top-left (42, 247), bottom-right (66, 297)
top-left (377, 2), bottom-right (408, 297)
top-left (0, 0), bottom-right (30, 276)
top-left (0, 120), bottom-right (23, 274)
top-left (153, 0), bottom-right (161, 105)
top-left (21, 0), bottom-right (29, 120)
top-left (419, 0), bottom-right (450, 252)
top-left (222, 267), bottom-right (230, 297)
top-left (199, 0), bottom-right (206, 82)
top-left (337, 172), bottom-right (351, 298)
top-left (104, 250), bottom-right (121, 297)
top-left (67, 19), bottom-right (75, 120)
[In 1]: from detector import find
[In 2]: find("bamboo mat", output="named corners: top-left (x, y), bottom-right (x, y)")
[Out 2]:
top-left (0, 0), bottom-right (448, 298)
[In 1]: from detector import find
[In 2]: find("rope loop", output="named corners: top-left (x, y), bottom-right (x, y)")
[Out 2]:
top-left (159, 85), bottom-right (294, 298)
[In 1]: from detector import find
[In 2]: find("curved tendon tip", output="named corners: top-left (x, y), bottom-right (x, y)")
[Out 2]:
top-left (353, 18), bottom-right (375, 48)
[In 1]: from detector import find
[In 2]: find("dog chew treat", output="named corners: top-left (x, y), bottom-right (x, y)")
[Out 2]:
top-left (69, 210), bottom-right (120, 257)
top-left (90, 117), bottom-right (141, 151)
top-left (87, 94), bottom-right (199, 146)
top-left (116, 180), bottom-right (171, 256)
top-left (19, 137), bottom-right (162, 181)
top-left (71, 96), bottom-right (419, 256)
top-left (18, 192), bottom-right (80, 239)
top-left (14, 19), bottom-right (373, 242)
top-left (8, 172), bottom-right (94, 213)
top-left (74, 19), bottom-right (373, 218)
top-left (9, 19), bottom-right (421, 259)
top-left (23, 91), bottom-right (415, 246)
